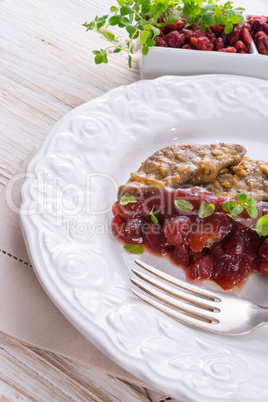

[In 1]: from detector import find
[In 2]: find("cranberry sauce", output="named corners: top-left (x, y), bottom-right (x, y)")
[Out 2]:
top-left (111, 187), bottom-right (268, 290)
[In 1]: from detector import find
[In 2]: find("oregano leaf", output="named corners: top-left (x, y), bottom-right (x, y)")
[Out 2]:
top-left (232, 205), bottom-right (244, 216)
top-left (120, 194), bottom-right (137, 205)
top-left (174, 199), bottom-right (194, 213)
top-left (255, 215), bottom-right (268, 237)
top-left (222, 200), bottom-right (238, 213)
top-left (124, 244), bottom-right (144, 254)
top-left (235, 192), bottom-right (248, 205)
top-left (246, 205), bottom-right (258, 219)
top-left (198, 201), bottom-right (215, 219)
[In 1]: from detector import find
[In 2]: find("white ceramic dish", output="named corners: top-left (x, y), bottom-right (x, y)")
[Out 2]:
top-left (21, 75), bottom-right (268, 402)
top-left (141, 14), bottom-right (268, 80)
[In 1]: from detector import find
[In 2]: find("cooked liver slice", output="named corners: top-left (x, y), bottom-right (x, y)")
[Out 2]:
top-left (204, 157), bottom-right (268, 201)
top-left (118, 143), bottom-right (246, 198)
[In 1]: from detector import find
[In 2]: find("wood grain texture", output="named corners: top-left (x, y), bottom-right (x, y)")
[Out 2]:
top-left (0, 0), bottom-right (153, 400)
top-left (0, 0), bottom-right (139, 187)
top-left (0, 336), bottom-right (151, 401)
top-left (0, 333), bottom-right (150, 401)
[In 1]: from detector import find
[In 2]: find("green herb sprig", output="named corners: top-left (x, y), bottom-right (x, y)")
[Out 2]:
top-left (222, 192), bottom-right (258, 220)
top-left (84, 0), bottom-right (244, 67)
top-left (183, 0), bottom-right (244, 34)
top-left (149, 206), bottom-right (159, 223)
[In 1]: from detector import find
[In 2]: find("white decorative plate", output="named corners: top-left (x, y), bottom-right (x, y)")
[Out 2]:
top-left (21, 75), bottom-right (268, 402)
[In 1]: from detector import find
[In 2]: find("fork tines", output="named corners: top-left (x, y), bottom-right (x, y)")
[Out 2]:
top-left (130, 259), bottom-right (221, 330)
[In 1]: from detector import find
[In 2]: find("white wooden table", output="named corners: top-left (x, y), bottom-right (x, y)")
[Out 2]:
top-left (0, 0), bottom-right (153, 400)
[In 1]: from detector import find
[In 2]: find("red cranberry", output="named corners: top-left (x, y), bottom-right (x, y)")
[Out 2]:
top-left (187, 24), bottom-right (200, 32)
top-left (215, 37), bottom-right (225, 50)
top-left (157, 16), bottom-right (164, 24)
top-left (143, 223), bottom-right (171, 253)
top-left (211, 25), bottom-right (225, 36)
top-left (111, 216), bottom-right (143, 244)
top-left (188, 254), bottom-right (213, 280)
top-left (165, 19), bottom-right (185, 32)
top-left (248, 15), bottom-right (267, 24)
top-left (205, 28), bottom-right (217, 45)
top-left (154, 35), bottom-right (168, 47)
top-left (254, 31), bottom-right (268, 44)
top-left (258, 36), bottom-right (268, 55)
top-left (234, 40), bottom-right (246, 51)
top-left (195, 30), bottom-right (206, 38)
top-left (218, 47), bottom-right (237, 53)
top-left (228, 30), bottom-right (240, 45)
top-left (194, 36), bottom-right (214, 51)
top-left (212, 255), bottom-right (251, 290)
top-left (190, 37), bottom-right (197, 48)
top-left (257, 239), bottom-right (268, 262)
top-left (240, 28), bottom-right (252, 45)
top-left (112, 200), bottom-right (148, 220)
top-left (165, 31), bottom-right (184, 48)
top-left (163, 216), bottom-right (191, 246)
top-left (173, 243), bottom-right (193, 267)
top-left (182, 44), bottom-right (192, 49)
top-left (224, 230), bottom-right (247, 256)
top-left (258, 262), bottom-right (268, 276)
top-left (221, 32), bottom-right (228, 43)
top-left (187, 213), bottom-right (234, 253)
top-left (182, 29), bottom-right (195, 41)
top-left (158, 29), bottom-right (166, 38)
top-left (251, 19), bottom-right (268, 34)
top-left (234, 22), bottom-right (251, 33)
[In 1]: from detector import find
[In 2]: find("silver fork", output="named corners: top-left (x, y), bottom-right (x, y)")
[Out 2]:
top-left (130, 260), bottom-right (268, 335)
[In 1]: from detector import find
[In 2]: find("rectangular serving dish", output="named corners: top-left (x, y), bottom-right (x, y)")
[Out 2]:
top-left (140, 15), bottom-right (268, 80)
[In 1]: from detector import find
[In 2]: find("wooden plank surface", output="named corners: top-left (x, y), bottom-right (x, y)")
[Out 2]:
top-left (0, 333), bottom-right (150, 401)
top-left (0, 0), bottom-right (139, 186)
top-left (0, 0), bottom-right (151, 400)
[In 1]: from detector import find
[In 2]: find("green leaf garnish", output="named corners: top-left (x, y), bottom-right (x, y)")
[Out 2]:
top-left (198, 201), bottom-right (215, 219)
top-left (149, 206), bottom-right (158, 224)
top-left (232, 205), bottom-right (244, 216)
top-left (85, 1), bottom-right (245, 67)
top-left (222, 200), bottom-right (238, 213)
top-left (222, 193), bottom-right (259, 220)
top-left (120, 194), bottom-right (137, 205)
top-left (245, 205), bottom-right (258, 219)
top-left (142, 45), bottom-right (149, 56)
top-left (120, 6), bottom-right (131, 16)
top-left (255, 215), bottom-right (268, 237)
top-left (124, 244), bottom-right (144, 254)
top-left (235, 192), bottom-right (248, 204)
top-left (140, 29), bottom-right (151, 46)
top-left (94, 53), bottom-right (104, 64)
top-left (246, 198), bottom-right (257, 207)
top-left (174, 199), bottom-right (194, 213)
